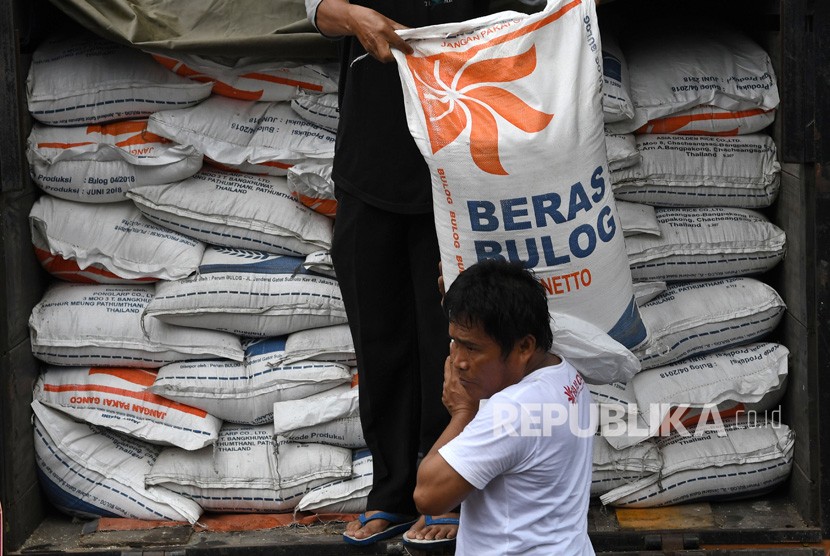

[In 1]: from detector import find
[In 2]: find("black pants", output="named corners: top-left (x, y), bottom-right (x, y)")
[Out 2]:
top-left (331, 189), bottom-right (450, 516)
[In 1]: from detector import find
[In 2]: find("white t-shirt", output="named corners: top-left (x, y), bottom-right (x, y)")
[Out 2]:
top-left (439, 357), bottom-right (596, 555)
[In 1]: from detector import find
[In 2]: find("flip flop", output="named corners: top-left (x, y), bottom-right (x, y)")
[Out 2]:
top-left (402, 515), bottom-right (460, 551)
top-left (342, 511), bottom-right (418, 546)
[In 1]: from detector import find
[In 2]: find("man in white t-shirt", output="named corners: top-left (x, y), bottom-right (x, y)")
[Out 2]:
top-left (408, 259), bottom-right (596, 555)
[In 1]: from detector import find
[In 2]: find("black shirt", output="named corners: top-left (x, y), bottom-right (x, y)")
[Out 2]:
top-left (334, 0), bottom-right (490, 213)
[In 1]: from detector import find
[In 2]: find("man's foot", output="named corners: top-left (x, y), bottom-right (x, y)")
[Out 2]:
top-left (342, 511), bottom-right (417, 545)
top-left (403, 513), bottom-right (460, 548)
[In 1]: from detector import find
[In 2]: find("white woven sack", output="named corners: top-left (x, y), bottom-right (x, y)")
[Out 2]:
top-left (603, 342), bottom-right (788, 450)
top-left (279, 324), bottom-right (357, 367)
top-left (634, 106), bottom-right (776, 136)
top-left (32, 400), bottom-right (202, 522)
top-left (27, 34), bottom-right (212, 126)
top-left (146, 425), bottom-right (352, 512)
top-left (30, 197), bottom-right (205, 283)
top-left (30, 283), bottom-right (244, 367)
top-left (144, 247), bottom-right (347, 337)
top-left (633, 281), bottom-right (667, 306)
top-left (626, 207), bottom-right (786, 282)
top-left (601, 33), bottom-right (634, 124)
top-left (287, 158), bottom-right (336, 218)
top-left (296, 448), bottom-right (372, 514)
top-left (634, 277), bottom-right (786, 370)
top-left (27, 120), bottom-right (202, 203)
top-left (147, 96), bottom-right (335, 176)
top-left (591, 436), bottom-right (661, 497)
top-left (601, 417), bottom-right (794, 508)
top-left (273, 375), bottom-right (362, 448)
top-left (616, 201), bottom-right (659, 237)
top-left (631, 342), bottom-right (788, 439)
top-left (151, 337), bottom-right (352, 425)
top-left (151, 53), bottom-right (339, 102)
top-left (393, 0), bottom-right (647, 350)
top-left (611, 134), bottom-right (781, 208)
top-left (291, 91), bottom-right (340, 132)
top-left (34, 367), bottom-right (221, 450)
top-left (605, 132), bottom-right (641, 172)
top-left (604, 26), bottom-right (779, 134)
top-left (127, 168), bottom-right (332, 256)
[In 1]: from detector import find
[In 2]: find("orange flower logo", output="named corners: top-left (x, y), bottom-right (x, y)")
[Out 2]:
top-left (404, 0), bottom-right (583, 175)
top-left (407, 45), bottom-right (553, 175)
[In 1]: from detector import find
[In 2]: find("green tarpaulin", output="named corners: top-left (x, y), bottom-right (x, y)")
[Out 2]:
top-left (47, 0), bottom-right (337, 60)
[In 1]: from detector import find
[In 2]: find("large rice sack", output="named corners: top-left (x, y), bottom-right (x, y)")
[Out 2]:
top-left (273, 372), bottom-right (364, 448)
top-left (151, 337), bottom-right (352, 425)
top-left (147, 96), bottom-right (334, 176)
top-left (144, 247), bottom-right (347, 337)
top-left (634, 278), bottom-right (786, 370)
top-left (611, 134), bottom-right (781, 209)
top-left (634, 106), bottom-right (776, 136)
top-left (601, 417), bottom-right (794, 508)
top-left (635, 343), bottom-right (787, 436)
top-left (393, 0), bottom-right (647, 350)
top-left (27, 120), bottom-right (202, 203)
top-left (34, 367), bottom-right (221, 450)
top-left (27, 34), bottom-right (212, 126)
top-left (603, 342), bottom-right (789, 450)
top-left (127, 168), bottom-right (332, 256)
top-left (30, 197), bottom-right (205, 284)
top-left (600, 33), bottom-right (634, 124)
top-left (625, 207), bottom-right (786, 282)
top-left (32, 400), bottom-right (202, 522)
top-left (151, 53), bottom-right (338, 101)
top-left (30, 283), bottom-right (243, 367)
top-left (146, 425), bottom-right (352, 513)
top-left (604, 26), bottom-right (779, 134)
top-left (297, 448), bottom-right (372, 514)
top-left (591, 436), bottom-right (661, 497)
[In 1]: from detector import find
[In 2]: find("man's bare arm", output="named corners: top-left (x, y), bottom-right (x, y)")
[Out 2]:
top-left (413, 356), bottom-right (478, 515)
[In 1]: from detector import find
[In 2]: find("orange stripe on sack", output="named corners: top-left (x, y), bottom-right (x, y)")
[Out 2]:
top-left (211, 82), bottom-right (266, 101)
top-left (34, 247), bottom-right (156, 284)
top-left (258, 160), bottom-right (293, 170)
top-left (42, 382), bottom-right (209, 418)
top-left (636, 108), bottom-right (773, 134)
top-left (37, 141), bottom-right (96, 149)
top-left (240, 72), bottom-right (324, 92)
top-left (295, 193), bottom-right (337, 217)
top-left (89, 367), bottom-right (158, 387)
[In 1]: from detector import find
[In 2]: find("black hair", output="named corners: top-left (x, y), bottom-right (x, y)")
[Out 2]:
top-left (443, 259), bottom-right (553, 358)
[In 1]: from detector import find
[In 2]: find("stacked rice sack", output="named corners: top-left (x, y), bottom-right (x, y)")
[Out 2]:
top-left (27, 32), bottom-right (369, 519)
top-left (590, 21), bottom-right (793, 506)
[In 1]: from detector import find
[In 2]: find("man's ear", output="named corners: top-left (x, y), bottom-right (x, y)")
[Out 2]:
top-left (517, 334), bottom-right (537, 361)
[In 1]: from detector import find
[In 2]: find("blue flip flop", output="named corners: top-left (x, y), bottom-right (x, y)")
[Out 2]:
top-left (342, 511), bottom-right (418, 546)
top-left (402, 515), bottom-right (460, 551)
